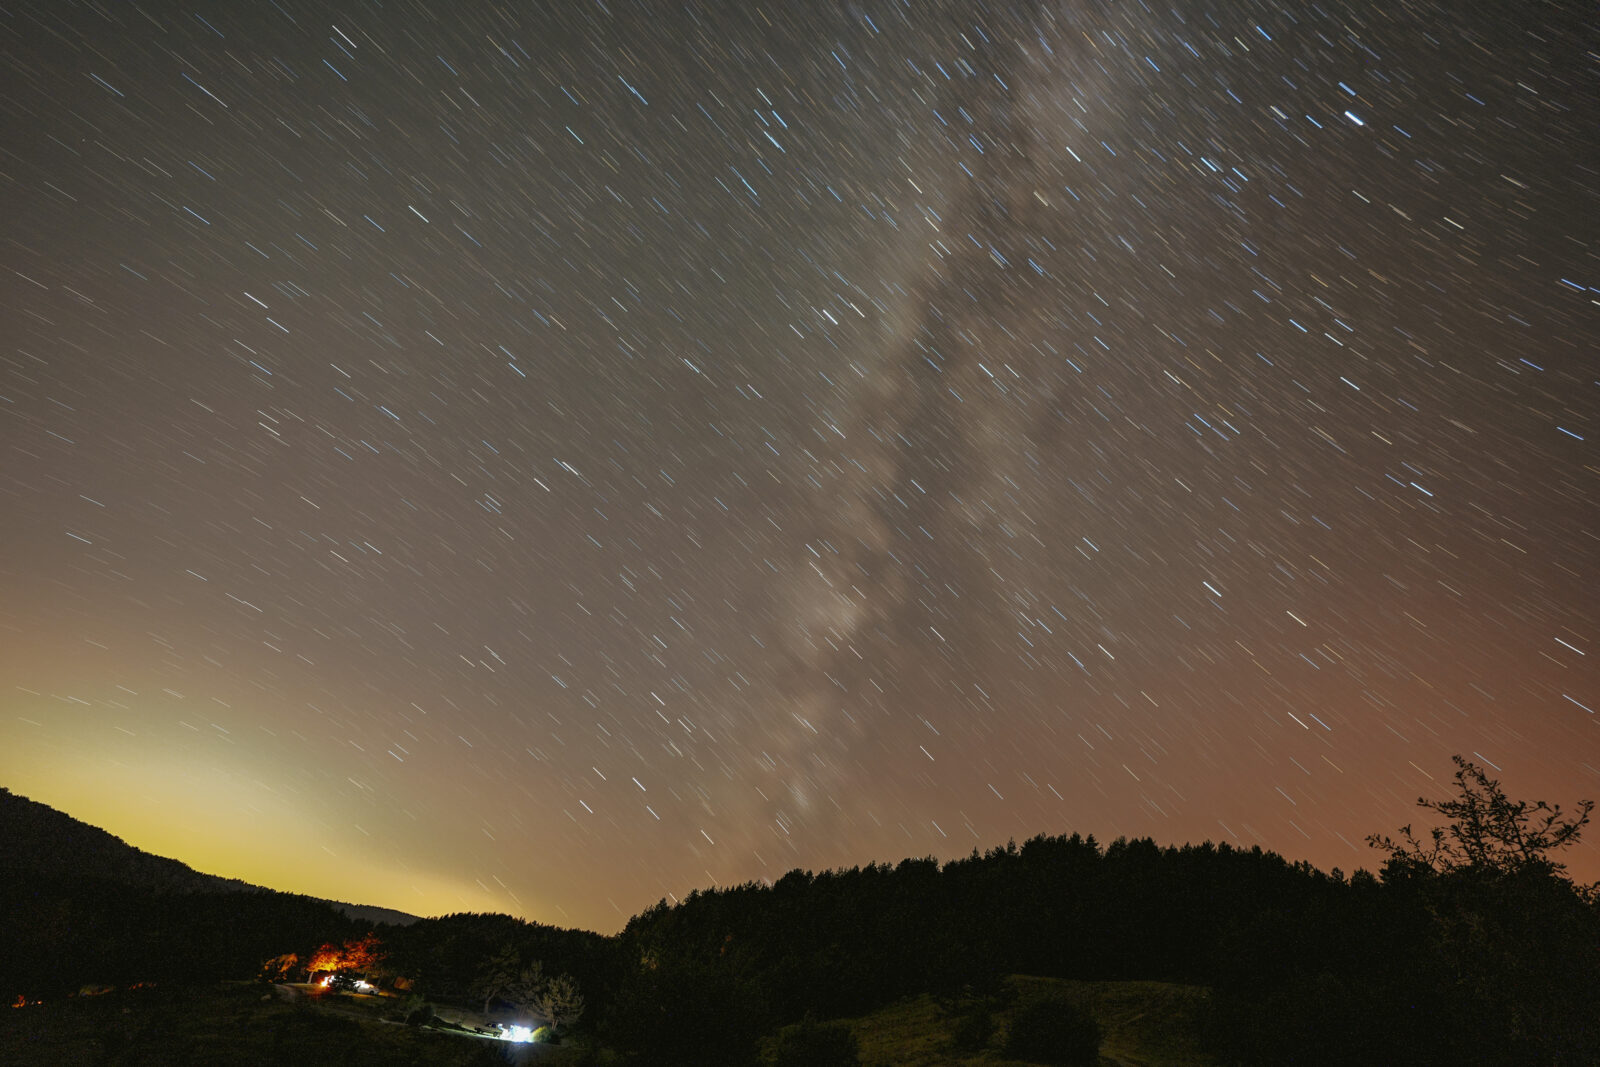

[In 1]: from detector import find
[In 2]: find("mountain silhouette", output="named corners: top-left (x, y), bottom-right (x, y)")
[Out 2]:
top-left (0, 786), bottom-right (419, 926)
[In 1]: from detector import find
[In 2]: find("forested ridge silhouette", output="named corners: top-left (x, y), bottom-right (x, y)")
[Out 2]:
top-left (4, 763), bottom-right (1595, 1065)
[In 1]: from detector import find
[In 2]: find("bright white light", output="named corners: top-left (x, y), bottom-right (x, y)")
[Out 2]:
top-left (504, 1025), bottom-right (534, 1043)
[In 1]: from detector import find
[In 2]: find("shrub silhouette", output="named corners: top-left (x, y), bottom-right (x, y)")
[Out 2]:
top-left (772, 1016), bottom-right (859, 1067)
top-left (1004, 998), bottom-right (1102, 1065)
top-left (948, 1006), bottom-right (995, 1052)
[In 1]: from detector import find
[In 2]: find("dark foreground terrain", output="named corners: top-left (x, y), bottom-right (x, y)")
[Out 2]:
top-left (5, 758), bottom-right (1597, 1066)
top-left (0, 982), bottom-right (598, 1067)
top-left (2, 975), bottom-right (1213, 1067)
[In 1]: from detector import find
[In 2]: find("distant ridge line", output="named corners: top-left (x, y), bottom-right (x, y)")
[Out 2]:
top-left (0, 786), bottom-right (420, 925)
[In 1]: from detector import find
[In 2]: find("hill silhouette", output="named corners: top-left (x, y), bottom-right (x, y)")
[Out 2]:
top-left (0, 787), bottom-right (417, 1001)
top-left (4, 766), bottom-right (1596, 1066)
top-left (1, 786), bottom-right (260, 894)
top-left (0, 787), bottom-right (418, 926)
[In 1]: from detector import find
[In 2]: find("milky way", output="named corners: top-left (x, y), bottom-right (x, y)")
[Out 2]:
top-left (2, 0), bottom-right (1595, 929)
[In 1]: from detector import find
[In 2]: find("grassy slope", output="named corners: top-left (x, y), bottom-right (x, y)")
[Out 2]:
top-left (843, 976), bottom-right (1221, 1067)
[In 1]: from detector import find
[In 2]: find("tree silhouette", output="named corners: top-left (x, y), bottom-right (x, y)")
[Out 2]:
top-left (472, 946), bottom-right (536, 1015)
top-left (1367, 755), bottom-right (1595, 881)
top-left (507, 961), bottom-right (547, 1017)
top-left (534, 972), bottom-right (586, 1032)
top-left (1360, 755), bottom-right (1600, 1064)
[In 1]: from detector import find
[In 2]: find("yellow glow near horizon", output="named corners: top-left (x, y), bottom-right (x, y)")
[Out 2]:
top-left (4, 750), bottom-right (510, 921)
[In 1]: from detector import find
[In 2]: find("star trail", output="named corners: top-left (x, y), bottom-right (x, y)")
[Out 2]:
top-left (2, 0), bottom-right (1595, 931)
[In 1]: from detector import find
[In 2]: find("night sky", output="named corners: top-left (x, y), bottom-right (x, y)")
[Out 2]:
top-left (3, 0), bottom-right (1595, 932)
